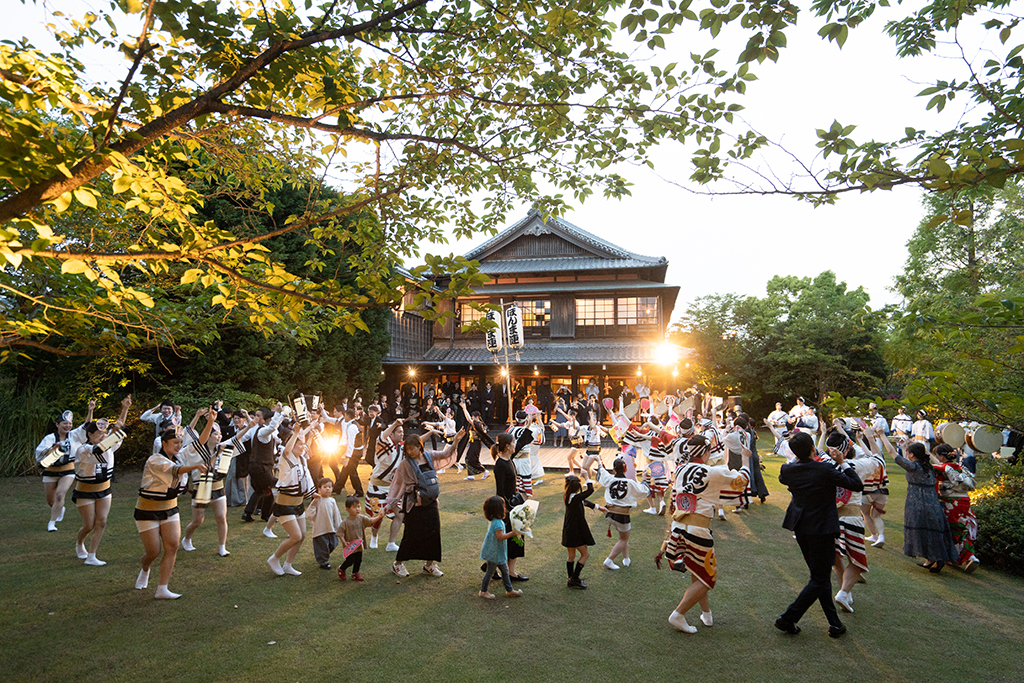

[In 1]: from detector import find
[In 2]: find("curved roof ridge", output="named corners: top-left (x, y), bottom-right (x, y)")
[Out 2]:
top-left (463, 209), bottom-right (666, 264)
top-left (549, 214), bottom-right (664, 264)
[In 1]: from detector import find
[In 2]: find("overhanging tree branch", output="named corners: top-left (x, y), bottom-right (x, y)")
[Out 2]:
top-left (0, 0), bottom-right (430, 222)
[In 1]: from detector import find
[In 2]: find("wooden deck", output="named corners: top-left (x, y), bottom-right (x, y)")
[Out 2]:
top-left (470, 445), bottom-right (618, 472)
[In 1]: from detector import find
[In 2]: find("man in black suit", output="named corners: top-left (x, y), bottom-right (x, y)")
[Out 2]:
top-left (481, 382), bottom-right (495, 425)
top-left (775, 431), bottom-right (863, 638)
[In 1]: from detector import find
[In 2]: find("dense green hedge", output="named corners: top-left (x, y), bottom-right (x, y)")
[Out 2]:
top-left (973, 463), bottom-right (1024, 576)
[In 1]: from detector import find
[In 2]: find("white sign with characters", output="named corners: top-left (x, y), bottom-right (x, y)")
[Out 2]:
top-left (504, 303), bottom-right (524, 349)
top-left (485, 308), bottom-right (503, 352)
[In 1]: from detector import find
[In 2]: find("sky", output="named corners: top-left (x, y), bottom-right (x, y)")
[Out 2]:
top-left (9, 1), bottom-right (990, 321)
top-left (439, 6), bottom-right (985, 318)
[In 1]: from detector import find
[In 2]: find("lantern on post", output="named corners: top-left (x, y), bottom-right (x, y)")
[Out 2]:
top-left (504, 303), bottom-right (524, 349)
top-left (485, 309), bottom-right (503, 352)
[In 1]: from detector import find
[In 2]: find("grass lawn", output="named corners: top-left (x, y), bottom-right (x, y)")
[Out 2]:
top-left (2, 449), bottom-right (1023, 682)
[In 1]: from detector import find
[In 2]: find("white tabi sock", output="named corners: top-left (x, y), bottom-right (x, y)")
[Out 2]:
top-left (669, 610), bottom-right (697, 633)
top-left (154, 585), bottom-right (181, 600)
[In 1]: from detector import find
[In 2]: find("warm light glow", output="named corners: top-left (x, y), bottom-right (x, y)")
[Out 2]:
top-left (500, 368), bottom-right (508, 377)
top-left (672, 369), bottom-right (678, 377)
top-left (534, 370), bottom-right (539, 375)
top-left (655, 342), bottom-right (681, 366)
top-left (408, 367), bottom-right (416, 377)
top-left (636, 369), bottom-right (642, 376)
top-left (318, 434), bottom-right (341, 456)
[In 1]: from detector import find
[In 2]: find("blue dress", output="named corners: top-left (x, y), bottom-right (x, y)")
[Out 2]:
top-left (480, 518), bottom-right (508, 565)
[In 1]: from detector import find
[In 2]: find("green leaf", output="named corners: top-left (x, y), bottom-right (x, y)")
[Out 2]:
top-left (927, 157), bottom-right (952, 177)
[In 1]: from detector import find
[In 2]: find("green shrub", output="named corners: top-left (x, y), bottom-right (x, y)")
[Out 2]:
top-left (0, 377), bottom-right (61, 477)
top-left (973, 463), bottom-right (1024, 575)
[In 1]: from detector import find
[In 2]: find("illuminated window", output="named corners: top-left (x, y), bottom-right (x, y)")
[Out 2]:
top-left (459, 303), bottom-right (487, 324)
top-left (520, 300), bottom-right (551, 327)
top-left (617, 297), bottom-right (658, 326)
top-left (576, 298), bottom-right (615, 326)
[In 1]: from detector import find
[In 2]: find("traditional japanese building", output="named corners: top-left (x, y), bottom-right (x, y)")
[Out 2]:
top-left (381, 209), bottom-right (683, 416)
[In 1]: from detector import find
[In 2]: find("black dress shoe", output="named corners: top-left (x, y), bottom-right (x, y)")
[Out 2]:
top-left (775, 617), bottom-right (801, 635)
top-left (509, 574), bottom-right (529, 582)
top-left (319, 564), bottom-right (331, 570)
top-left (828, 624), bottom-right (847, 638)
top-left (929, 561), bottom-right (945, 574)
top-left (241, 514), bottom-right (254, 523)
top-left (568, 578), bottom-right (587, 589)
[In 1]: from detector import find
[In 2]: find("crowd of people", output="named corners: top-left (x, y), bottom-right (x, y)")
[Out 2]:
top-left (32, 388), bottom-right (994, 637)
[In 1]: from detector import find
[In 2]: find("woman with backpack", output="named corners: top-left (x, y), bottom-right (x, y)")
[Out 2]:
top-left (386, 428), bottom-right (467, 578)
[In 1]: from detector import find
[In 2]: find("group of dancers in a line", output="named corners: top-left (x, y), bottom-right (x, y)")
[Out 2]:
top-left (34, 393), bottom-right (982, 638)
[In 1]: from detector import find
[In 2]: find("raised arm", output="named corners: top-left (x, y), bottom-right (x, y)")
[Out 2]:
top-left (198, 406), bottom-right (216, 445)
top-left (189, 406), bottom-right (205, 431)
top-left (140, 404), bottom-right (162, 424)
top-left (114, 395), bottom-right (132, 430)
top-left (764, 418), bottom-right (783, 441)
top-left (429, 428), bottom-right (467, 470)
top-left (380, 418), bottom-right (403, 443)
top-left (870, 425), bottom-right (899, 461)
top-left (256, 407), bottom-right (285, 443)
top-left (86, 398), bottom-right (96, 424)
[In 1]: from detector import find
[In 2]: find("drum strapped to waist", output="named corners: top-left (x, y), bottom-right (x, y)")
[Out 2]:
top-left (136, 496), bottom-right (178, 512)
top-left (672, 512), bottom-right (712, 527)
top-left (605, 504), bottom-right (631, 515)
top-left (76, 481), bottom-right (109, 493)
top-left (276, 493), bottom-right (304, 506)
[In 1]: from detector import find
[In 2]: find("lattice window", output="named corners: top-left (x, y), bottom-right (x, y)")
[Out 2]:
top-left (575, 298), bottom-right (615, 326)
top-left (520, 300), bottom-right (551, 327)
top-left (617, 297), bottom-right (658, 326)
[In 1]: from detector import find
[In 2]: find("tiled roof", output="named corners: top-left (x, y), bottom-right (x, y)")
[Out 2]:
top-left (390, 341), bottom-right (692, 365)
top-left (464, 209), bottom-right (666, 266)
top-left (473, 280), bottom-right (676, 295)
top-left (477, 257), bottom-right (658, 274)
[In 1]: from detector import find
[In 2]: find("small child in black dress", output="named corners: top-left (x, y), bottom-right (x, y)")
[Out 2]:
top-left (562, 475), bottom-right (606, 589)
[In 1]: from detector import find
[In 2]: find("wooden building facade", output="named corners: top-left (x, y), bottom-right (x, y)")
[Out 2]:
top-left (381, 210), bottom-right (682, 413)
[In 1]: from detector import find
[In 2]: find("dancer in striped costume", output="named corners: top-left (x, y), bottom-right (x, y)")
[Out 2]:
top-left (267, 424), bottom-right (317, 576)
top-left (181, 413), bottom-right (256, 556)
top-left (660, 434), bottom-right (750, 634)
top-left (506, 411), bottom-right (542, 497)
top-left (73, 395), bottom-right (131, 566)
top-left (35, 400), bottom-right (93, 532)
top-left (134, 407), bottom-right (214, 599)
top-left (820, 428), bottom-right (873, 614)
top-left (366, 418), bottom-right (406, 551)
top-left (641, 428), bottom-right (673, 515)
top-left (859, 429), bottom-right (890, 548)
